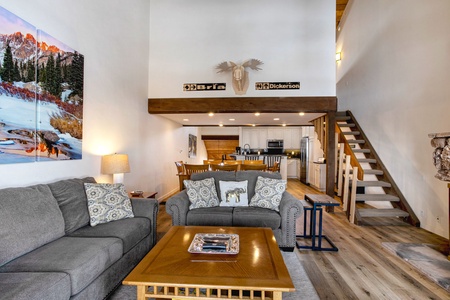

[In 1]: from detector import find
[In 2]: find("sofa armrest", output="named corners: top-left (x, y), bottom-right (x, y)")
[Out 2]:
top-left (165, 191), bottom-right (190, 226)
top-left (278, 192), bottom-right (303, 248)
top-left (130, 198), bottom-right (159, 246)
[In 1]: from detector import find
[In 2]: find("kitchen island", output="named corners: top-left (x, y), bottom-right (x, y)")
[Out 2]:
top-left (230, 154), bottom-right (288, 180)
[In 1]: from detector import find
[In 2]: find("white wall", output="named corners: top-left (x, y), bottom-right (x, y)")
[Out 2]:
top-left (149, 0), bottom-right (336, 98)
top-left (337, 0), bottom-right (450, 238)
top-left (0, 0), bottom-right (188, 199)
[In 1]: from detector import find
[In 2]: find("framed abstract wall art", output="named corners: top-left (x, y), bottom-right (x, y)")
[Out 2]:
top-left (0, 6), bottom-right (84, 164)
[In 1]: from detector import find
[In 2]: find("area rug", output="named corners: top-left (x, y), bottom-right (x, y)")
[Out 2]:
top-left (382, 242), bottom-right (450, 292)
top-left (108, 250), bottom-right (319, 299)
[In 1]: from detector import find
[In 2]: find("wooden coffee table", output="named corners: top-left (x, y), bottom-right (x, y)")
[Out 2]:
top-left (123, 226), bottom-right (295, 300)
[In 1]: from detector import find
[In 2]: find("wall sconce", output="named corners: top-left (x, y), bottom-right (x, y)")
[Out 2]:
top-left (336, 52), bottom-right (342, 62)
top-left (101, 153), bottom-right (130, 184)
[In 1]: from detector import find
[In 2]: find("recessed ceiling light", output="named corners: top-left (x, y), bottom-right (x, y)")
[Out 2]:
top-left (208, 112), bottom-right (214, 117)
top-left (183, 118), bottom-right (189, 121)
top-left (252, 124), bottom-right (256, 127)
top-left (282, 124), bottom-right (286, 127)
top-left (273, 118), bottom-right (280, 121)
top-left (254, 112), bottom-right (260, 116)
top-left (299, 112), bottom-right (305, 116)
top-left (219, 123), bottom-right (223, 127)
top-left (229, 118), bottom-right (235, 121)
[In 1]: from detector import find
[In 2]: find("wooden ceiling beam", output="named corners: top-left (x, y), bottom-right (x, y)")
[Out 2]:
top-left (148, 97), bottom-right (337, 114)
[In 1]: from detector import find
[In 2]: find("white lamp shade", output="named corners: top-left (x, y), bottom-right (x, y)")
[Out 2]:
top-left (101, 154), bottom-right (130, 175)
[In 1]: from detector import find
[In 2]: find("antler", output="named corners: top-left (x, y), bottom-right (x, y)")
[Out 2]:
top-left (242, 59), bottom-right (263, 71)
top-left (215, 61), bottom-right (234, 73)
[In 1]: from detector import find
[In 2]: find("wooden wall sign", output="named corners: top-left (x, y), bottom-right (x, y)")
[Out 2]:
top-left (256, 82), bottom-right (300, 90)
top-left (183, 83), bottom-right (226, 91)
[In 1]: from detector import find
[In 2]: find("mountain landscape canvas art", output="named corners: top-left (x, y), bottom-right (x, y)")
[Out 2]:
top-left (0, 6), bottom-right (84, 164)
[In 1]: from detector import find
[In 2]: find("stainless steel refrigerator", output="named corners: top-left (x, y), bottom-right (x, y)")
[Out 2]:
top-left (299, 137), bottom-right (309, 184)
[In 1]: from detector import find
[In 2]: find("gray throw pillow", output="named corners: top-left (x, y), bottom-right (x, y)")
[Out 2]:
top-left (249, 176), bottom-right (286, 211)
top-left (84, 183), bottom-right (134, 226)
top-left (184, 178), bottom-right (219, 210)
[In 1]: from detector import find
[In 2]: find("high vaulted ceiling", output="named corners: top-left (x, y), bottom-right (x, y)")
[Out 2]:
top-left (336, 0), bottom-right (349, 28)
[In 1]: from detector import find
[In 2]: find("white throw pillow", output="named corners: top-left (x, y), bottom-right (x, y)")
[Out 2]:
top-left (84, 183), bottom-right (134, 226)
top-left (184, 178), bottom-right (220, 210)
top-left (249, 176), bottom-right (286, 212)
top-left (219, 180), bottom-right (248, 207)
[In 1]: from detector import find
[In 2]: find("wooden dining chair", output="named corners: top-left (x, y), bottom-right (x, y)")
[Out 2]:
top-left (264, 156), bottom-right (281, 171)
top-left (223, 160), bottom-right (241, 165)
top-left (184, 164), bottom-right (210, 175)
top-left (269, 161), bottom-right (280, 172)
top-left (243, 159), bottom-right (264, 165)
top-left (210, 164), bottom-right (239, 172)
top-left (174, 161), bottom-right (184, 174)
top-left (240, 164), bottom-right (267, 171)
top-left (245, 155), bottom-right (260, 160)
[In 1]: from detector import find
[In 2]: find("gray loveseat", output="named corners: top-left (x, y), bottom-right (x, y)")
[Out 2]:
top-left (166, 171), bottom-right (303, 251)
top-left (0, 177), bottom-right (158, 300)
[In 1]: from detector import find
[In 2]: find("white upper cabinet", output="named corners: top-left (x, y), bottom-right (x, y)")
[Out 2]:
top-left (242, 127), bottom-right (302, 149)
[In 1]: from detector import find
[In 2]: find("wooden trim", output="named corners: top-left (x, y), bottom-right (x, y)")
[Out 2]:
top-left (148, 97), bottom-right (337, 114)
top-left (201, 135), bottom-right (239, 140)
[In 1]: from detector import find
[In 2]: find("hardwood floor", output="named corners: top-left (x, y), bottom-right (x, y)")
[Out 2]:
top-left (156, 179), bottom-right (450, 299)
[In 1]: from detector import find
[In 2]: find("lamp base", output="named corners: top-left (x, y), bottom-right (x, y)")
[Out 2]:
top-left (113, 173), bottom-right (124, 184)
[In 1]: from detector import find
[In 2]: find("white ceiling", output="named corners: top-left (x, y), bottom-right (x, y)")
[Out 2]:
top-left (159, 112), bottom-right (326, 126)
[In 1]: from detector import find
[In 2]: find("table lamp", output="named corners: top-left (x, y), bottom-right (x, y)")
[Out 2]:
top-left (101, 154), bottom-right (130, 184)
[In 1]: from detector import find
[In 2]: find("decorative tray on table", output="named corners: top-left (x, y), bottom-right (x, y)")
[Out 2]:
top-left (188, 233), bottom-right (239, 255)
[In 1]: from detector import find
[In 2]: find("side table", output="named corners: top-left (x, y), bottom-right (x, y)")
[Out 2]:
top-left (297, 194), bottom-right (340, 252)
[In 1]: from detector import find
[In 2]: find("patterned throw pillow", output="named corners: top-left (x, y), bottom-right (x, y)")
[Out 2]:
top-left (249, 176), bottom-right (286, 212)
top-left (84, 183), bottom-right (134, 226)
top-left (184, 178), bottom-right (219, 210)
top-left (219, 180), bottom-right (248, 207)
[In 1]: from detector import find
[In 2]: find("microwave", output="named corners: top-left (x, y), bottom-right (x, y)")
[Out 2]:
top-left (267, 139), bottom-right (284, 149)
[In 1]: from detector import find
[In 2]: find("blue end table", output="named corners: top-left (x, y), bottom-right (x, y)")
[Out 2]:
top-left (296, 194), bottom-right (340, 252)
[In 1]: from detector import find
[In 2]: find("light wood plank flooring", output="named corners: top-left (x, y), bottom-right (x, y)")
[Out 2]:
top-left (157, 179), bottom-right (450, 299)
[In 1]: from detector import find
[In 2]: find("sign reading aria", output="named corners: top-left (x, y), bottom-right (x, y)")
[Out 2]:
top-left (183, 83), bottom-right (226, 91)
top-left (255, 82), bottom-right (300, 90)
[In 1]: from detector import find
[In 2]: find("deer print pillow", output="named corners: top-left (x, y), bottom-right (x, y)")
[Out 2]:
top-left (219, 181), bottom-right (248, 207)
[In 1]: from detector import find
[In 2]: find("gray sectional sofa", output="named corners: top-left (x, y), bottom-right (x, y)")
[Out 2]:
top-left (166, 171), bottom-right (303, 251)
top-left (0, 177), bottom-right (158, 300)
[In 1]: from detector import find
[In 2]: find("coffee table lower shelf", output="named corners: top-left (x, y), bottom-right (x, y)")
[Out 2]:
top-left (136, 284), bottom-right (283, 300)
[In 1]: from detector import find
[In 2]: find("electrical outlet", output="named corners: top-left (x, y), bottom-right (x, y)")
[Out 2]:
top-left (436, 216), bottom-right (441, 223)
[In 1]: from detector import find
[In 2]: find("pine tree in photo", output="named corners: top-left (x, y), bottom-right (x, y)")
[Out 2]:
top-left (1, 43), bottom-right (14, 82)
top-left (26, 60), bottom-right (35, 82)
top-left (69, 52), bottom-right (84, 99)
top-left (54, 53), bottom-right (62, 97)
top-left (45, 55), bottom-right (55, 95)
top-left (13, 60), bottom-right (21, 82)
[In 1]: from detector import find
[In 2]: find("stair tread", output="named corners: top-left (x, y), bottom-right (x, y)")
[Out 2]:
top-left (347, 140), bottom-right (365, 144)
top-left (342, 131), bottom-right (361, 135)
top-left (355, 194), bottom-right (400, 202)
top-left (338, 123), bottom-right (356, 127)
top-left (358, 158), bottom-right (377, 163)
top-left (336, 116), bottom-right (351, 121)
top-left (353, 149), bottom-right (371, 153)
top-left (346, 169), bottom-right (383, 175)
top-left (358, 208), bottom-right (409, 218)
top-left (355, 181), bottom-right (391, 187)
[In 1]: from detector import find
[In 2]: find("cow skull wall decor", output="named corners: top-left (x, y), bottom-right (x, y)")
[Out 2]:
top-left (215, 59), bottom-right (263, 95)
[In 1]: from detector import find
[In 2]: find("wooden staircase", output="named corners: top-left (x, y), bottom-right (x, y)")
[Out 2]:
top-left (336, 111), bottom-right (419, 226)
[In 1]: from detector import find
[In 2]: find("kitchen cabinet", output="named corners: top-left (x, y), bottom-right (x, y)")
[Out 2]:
top-left (242, 127), bottom-right (302, 150)
top-left (312, 162), bottom-right (326, 192)
top-left (283, 128), bottom-right (301, 149)
top-left (287, 158), bottom-right (298, 178)
top-left (241, 128), bottom-right (267, 149)
top-left (267, 128), bottom-right (284, 140)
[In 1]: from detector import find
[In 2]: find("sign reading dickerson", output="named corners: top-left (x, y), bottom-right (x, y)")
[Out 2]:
top-left (183, 83), bottom-right (226, 91)
top-left (255, 82), bottom-right (300, 90)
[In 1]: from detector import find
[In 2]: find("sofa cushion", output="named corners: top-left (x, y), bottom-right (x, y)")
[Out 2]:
top-left (218, 180), bottom-right (248, 207)
top-left (236, 171), bottom-right (281, 199)
top-left (84, 183), bottom-right (134, 226)
top-left (191, 171), bottom-right (236, 196)
top-left (249, 176), bottom-right (286, 212)
top-left (184, 178), bottom-right (220, 209)
top-left (187, 207), bottom-right (233, 226)
top-left (0, 272), bottom-right (71, 300)
top-left (0, 184), bottom-right (65, 267)
top-left (233, 207), bottom-right (281, 230)
top-left (48, 177), bottom-right (97, 234)
top-left (69, 217), bottom-right (150, 253)
top-left (0, 237), bottom-right (123, 295)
